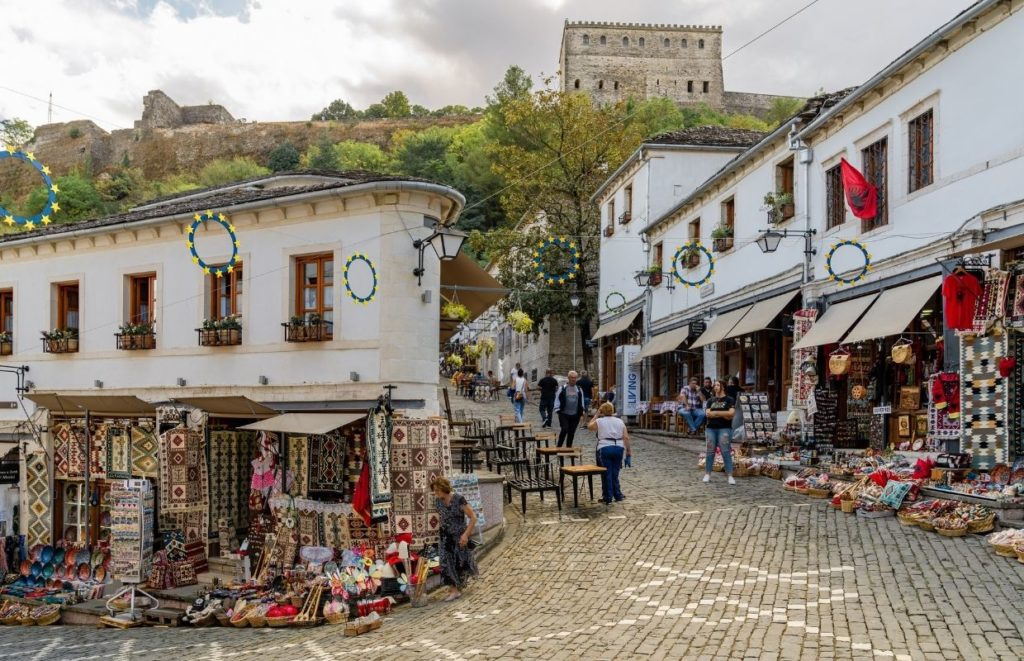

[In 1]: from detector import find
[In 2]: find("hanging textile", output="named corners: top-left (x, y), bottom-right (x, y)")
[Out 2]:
top-left (1008, 270), bottom-right (1024, 328)
top-left (791, 309), bottom-right (819, 407)
top-left (89, 423), bottom-right (107, 480)
top-left (927, 373), bottom-right (961, 441)
top-left (308, 433), bottom-right (346, 493)
top-left (960, 334), bottom-right (1010, 468)
top-left (287, 436), bottom-right (310, 497)
top-left (943, 271), bottom-right (982, 331)
top-left (387, 417), bottom-right (451, 546)
top-left (208, 430), bottom-right (254, 531)
top-left (131, 424), bottom-right (160, 477)
top-left (971, 269), bottom-right (1009, 334)
top-left (52, 422), bottom-right (72, 479)
top-left (1010, 334), bottom-right (1024, 458)
top-left (105, 426), bottom-right (132, 479)
top-left (366, 409), bottom-right (393, 521)
top-left (25, 452), bottom-right (51, 547)
top-left (158, 427), bottom-right (210, 544)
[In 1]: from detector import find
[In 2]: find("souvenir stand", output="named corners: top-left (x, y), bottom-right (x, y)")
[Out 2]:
top-left (104, 479), bottom-right (158, 623)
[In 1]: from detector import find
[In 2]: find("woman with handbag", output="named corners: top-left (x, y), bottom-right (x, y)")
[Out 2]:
top-left (511, 368), bottom-right (529, 423)
top-left (431, 476), bottom-right (478, 602)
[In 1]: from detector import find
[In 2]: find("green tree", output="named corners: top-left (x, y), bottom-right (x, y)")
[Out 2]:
top-left (334, 140), bottom-right (392, 171)
top-left (391, 126), bottom-right (456, 182)
top-left (0, 118), bottom-right (33, 147)
top-left (143, 174), bottom-right (200, 201)
top-left (311, 99), bottom-right (361, 121)
top-left (268, 142), bottom-right (301, 171)
top-left (410, 104), bottom-right (431, 118)
top-left (96, 166), bottom-right (146, 207)
top-left (627, 96), bottom-right (686, 137)
top-left (197, 157), bottom-right (270, 187)
top-left (486, 65), bottom-right (533, 108)
top-left (445, 120), bottom-right (505, 234)
top-left (380, 91), bottom-right (412, 118)
top-left (23, 171), bottom-right (107, 223)
top-left (432, 104), bottom-right (472, 117)
top-left (363, 103), bottom-right (387, 119)
top-left (304, 137), bottom-right (341, 170)
top-left (764, 97), bottom-right (805, 127)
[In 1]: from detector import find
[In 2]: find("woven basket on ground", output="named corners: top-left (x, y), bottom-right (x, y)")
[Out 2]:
top-left (1017, 547), bottom-right (1024, 564)
top-left (897, 513), bottom-right (919, 527)
top-left (267, 616), bottom-right (295, 628)
top-left (795, 487), bottom-right (810, 495)
top-left (807, 488), bottom-right (830, 499)
top-left (733, 466), bottom-right (751, 478)
top-left (936, 526), bottom-right (967, 538)
top-left (325, 611), bottom-right (347, 625)
top-left (992, 543), bottom-right (1016, 558)
top-left (713, 464), bottom-right (725, 473)
top-left (840, 500), bottom-right (856, 514)
top-left (34, 610), bottom-right (61, 626)
top-left (230, 615), bottom-right (250, 628)
top-left (247, 614), bottom-right (267, 628)
top-left (215, 612), bottom-right (232, 626)
top-left (967, 515), bottom-right (996, 534)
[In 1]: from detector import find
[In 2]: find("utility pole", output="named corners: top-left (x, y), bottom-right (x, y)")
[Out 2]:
top-left (48, 93), bottom-right (53, 124)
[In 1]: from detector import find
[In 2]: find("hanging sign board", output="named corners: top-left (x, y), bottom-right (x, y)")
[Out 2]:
top-left (873, 405), bottom-right (892, 415)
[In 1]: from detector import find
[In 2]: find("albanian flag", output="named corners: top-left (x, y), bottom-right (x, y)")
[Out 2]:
top-left (840, 158), bottom-right (877, 220)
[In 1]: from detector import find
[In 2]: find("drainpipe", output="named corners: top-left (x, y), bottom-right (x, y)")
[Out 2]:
top-left (790, 123), bottom-right (815, 450)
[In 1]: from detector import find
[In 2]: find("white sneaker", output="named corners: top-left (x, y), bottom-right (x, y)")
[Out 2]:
top-left (728, 476), bottom-right (736, 485)
top-left (702, 474), bottom-right (710, 483)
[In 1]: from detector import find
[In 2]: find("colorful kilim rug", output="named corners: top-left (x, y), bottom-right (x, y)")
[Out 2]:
top-left (65, 423), bottom-right (87, 478)
top-left (25, 452), bottom-right (51, 546)
top-left (159, 427), bottom-right (209, 512)
top-left (323, 510), bottom-right (351, 550)
top-left (160, 509), bottom-right (209, 545)
top-left (89, 423), bottom-right (107, 480)
top-left (52, 422), bottom-right (72, 479)
top-left (388, 417), bottom-right (450, 545)
top-left (960, 334), bottom-right (1010, 468)
top-left (298, 506), bottom-right (322, 547)
top-left (209, 430), bottom-right (250, 531)
top-left (1009, 272), bottom-right (1024, 328)
top-left (972, 270), bottom-right (1010, 333)
top-left (131, 425), bottom-right (160, 477)
top-left (791, 309), bottom-right (819, 407)
top-left (367, 411), bottom-right (393, 520)
top-left (106, 426), bottom-right (132, 479)
top-left (928, 373), bottom-right (961, 441)
top-left (1011, 335), bottom-right (1024, 458)
top-left (344, 426), bottom-right (366, 503)
top-left (288, 436), bottom-right (310, 497)
top-left (308, 433), bottom-right (346, 493)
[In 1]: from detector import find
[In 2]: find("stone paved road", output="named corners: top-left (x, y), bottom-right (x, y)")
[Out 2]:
top-left (2, 392), bottom-right (1023, 660)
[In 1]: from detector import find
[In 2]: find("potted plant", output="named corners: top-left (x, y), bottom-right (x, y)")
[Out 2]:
top-left (217, 315), bottom-right (242, 345)
top-left (647, 263), bottom-right (663, 286)
top-left (445, 354), bottom-right (463, 369)
top-left (441, 302), bottom-right (472, 323)
top-left (118, 322), bottom-right (155, 349)
top-left (285, 315), bottom-right (306, 342)
top-left (506, 310), bottom-right (534, 335)
top-left (681, 244), bottom-right (702, 269)
top-left (0, 331), bottom-right (12, 356)
top-left (41, 329), bottom-right (62, 353)
top-left (65, 327), bottom-right (79, 352)
top-left (306, 312), bottom-right (326, 341)
top-left (478, 338), bottom-right (495, 357)
top-left (763, 191), bottom-right (795, 223)
top-left (711, 224), bottom-right (734, 252)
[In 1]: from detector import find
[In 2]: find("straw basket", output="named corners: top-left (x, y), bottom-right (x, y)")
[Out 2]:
top-left (18, 614), bottom-right (36, 626)
top-left (808, 488), bottom-right (830, 499)
top-left (931, 468), bottom-right (944, 481)
top-left (35, 610), bottom-right (61, 627)
top-left (325, 611), bottom-right (347, 625)
top-left (897, 513), bottom-right (919, 527)
top-left (247, 614), bottom-right (268, 628)
top-left (1017, 547), bottom-right (1024, 564)
top-left (267, 616), bottom-right (295, 628)
top-left (713, 464), bottom-right (725, 473)
top-left (992, 542), bottom-right (1016, 558)
top-left (767, 468), bottom-right (783, 480)
top-left (733, 465), bottom-right (751, 478)
top-left (230, 615), bottom-right (250, 628)
top-left (840, 500), bottom-right (856, 514)
top-left (936, 526), bottom-right (967, 538)
top-left (0, 610), bottom-right (24, 626)
top-left (918, 520), bottom-right (936, 532)
top-left (191, 613), bottom-right (217, 627)
top-left (795, 487), bottom-right (810, 495)
top-left (968, 515), bottom-right (996, 534)
top-left (215, 612), bottom-right (232, 627)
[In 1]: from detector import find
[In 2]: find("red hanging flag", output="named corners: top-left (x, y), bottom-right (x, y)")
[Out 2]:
top-left (840, 158), bottom-right (877, 220)
top-left (352, 458), bottom-right (372, 526)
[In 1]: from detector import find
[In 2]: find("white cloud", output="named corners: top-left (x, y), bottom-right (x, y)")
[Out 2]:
top-left (0, 0), bottom-right (976, 130)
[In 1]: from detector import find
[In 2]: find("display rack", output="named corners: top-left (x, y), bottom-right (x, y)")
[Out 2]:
top-left (738, 392), bottom-right (776, 443)
top-left (106, 479), bottom-right (158, 620)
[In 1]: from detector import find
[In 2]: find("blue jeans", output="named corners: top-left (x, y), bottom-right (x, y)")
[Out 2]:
top-left (513, 397), bottom-right (525, 423)
top-left (705, 427), bottom-right (734, 474)
top-left (681, 408), bottom-right (706, 433)
top-left (597, 445), bottom-right (625, 502)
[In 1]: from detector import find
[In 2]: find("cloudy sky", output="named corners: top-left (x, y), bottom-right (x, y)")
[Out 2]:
top-left (1, 0), bottom-right (975, 130)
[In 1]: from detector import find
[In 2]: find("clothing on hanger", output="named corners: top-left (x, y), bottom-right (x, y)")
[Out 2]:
top-left (942, 269), bottom-right (982, 330)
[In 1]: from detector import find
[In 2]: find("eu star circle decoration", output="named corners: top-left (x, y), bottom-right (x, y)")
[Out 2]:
top-left (671, 241), bottom-right (714, 288)
top-left (532, 235), bottom-right (581, 285)
top-left (0, 147), bottom-right (59, 231)
top-left (343, 253), bottom-right (378, 304)
top-left (605, 291), bottom-right (626, 313)
top-left (825, 239), bottom-right (872, 285)
top-left (186, 210), bottom-right (240, 276)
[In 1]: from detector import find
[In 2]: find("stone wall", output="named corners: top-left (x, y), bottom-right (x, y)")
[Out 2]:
top-left (723, 91), bottom-right (791, 118)
top-left (180, 104), bottom-right (235, 126)
top-left (134, 90), bottom-right (235, 129)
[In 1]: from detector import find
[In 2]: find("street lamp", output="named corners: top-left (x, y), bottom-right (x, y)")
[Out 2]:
top-left (413, 226), bottom-right (468, 286)
top-left (755, 228), bottom-right (817, 257)
top-left (569, 293), bottom-right (581, 369)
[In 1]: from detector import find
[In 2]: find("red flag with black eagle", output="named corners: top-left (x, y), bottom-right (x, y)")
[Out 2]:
top-left (840, 158), bottom-right (877, 220)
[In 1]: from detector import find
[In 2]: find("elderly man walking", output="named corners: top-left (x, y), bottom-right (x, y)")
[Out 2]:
top-left (554, 370), bottom-right (585, 448)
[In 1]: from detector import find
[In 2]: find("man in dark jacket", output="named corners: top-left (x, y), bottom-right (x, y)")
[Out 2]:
top-left (577, 371), bottom-right (594, 421)
top-left (537, 369), bottom-right (559, 428)
top-left (554, 370), bottom-right (585, 447)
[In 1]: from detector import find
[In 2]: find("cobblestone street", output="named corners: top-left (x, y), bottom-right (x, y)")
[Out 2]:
top-left (2, 393), bottom-right (1023, 660)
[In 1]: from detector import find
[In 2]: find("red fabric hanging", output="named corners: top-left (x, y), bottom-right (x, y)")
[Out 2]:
top-left (840, 158), bottom-right (878, 220)
top-left (352, 458), bottom-right (372, 526)
top-left (942, 272), bottom-right (981, 330)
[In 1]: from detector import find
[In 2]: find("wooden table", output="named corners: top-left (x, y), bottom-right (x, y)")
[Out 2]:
top-left (537, 446), bottom-right (580, 468)
top-left (514, 435), bottom-right (550, 457)
top-left (449, 439), bottom-right (479, 473)
top-left (560, 464), bottom-right (607, 508)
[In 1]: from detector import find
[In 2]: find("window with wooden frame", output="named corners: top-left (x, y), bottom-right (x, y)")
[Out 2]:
top-left (721, 198), bottom-right (735, 233)
top-left (0, 290), bottom-right (12, 334)
top-left (210, 264), bottom-right (243, 320)
top-left (128, 273), bottom-right (156, 324)
top-left (776, 157), bottom-right (795, 220)
top-left (861, 137), bottom-right (888, 231)
top-left (605, 199), bottom-right (615, 236)
top-left (622, 184), bottom-right (633, 223)
top-left (825, 164), bottom-right (845, 230)
top-left (908, 109), bottom-right (934, 193)
top-left (685, 218), bottom-right (702, 267)
top-left (295, 253), bottom-right (334, 335)
top-left (57, 282), bottom-right (79, 330)
top-left (652, 241), bottom-right (664, 286)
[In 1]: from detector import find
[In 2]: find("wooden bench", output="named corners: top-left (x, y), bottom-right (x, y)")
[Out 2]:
top-left (560, 464), bottom-right (607, 508)
top-left (506, 460), bottom-right (562, 515)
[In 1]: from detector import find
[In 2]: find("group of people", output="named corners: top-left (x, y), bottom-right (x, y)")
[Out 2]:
top-left (676, 376), bottom-right (742, 485)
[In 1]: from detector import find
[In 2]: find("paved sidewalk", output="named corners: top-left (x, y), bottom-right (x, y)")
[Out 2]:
top-left (1, 389), bottom-right (1022, 659)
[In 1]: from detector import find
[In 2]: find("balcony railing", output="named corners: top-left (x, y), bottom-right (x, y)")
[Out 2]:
top-left (282, 319), bottom-right (333, 342)
top-left (197, 327), bottom-right (242, 347)
top-left (116, 332), bottom-right (156, 351)
top-left (42, 334), bottom-right (79, 354)
top-left (712, 237), bottom-right (734, 253)
top-left (0, 338), bottom-right (11, 356)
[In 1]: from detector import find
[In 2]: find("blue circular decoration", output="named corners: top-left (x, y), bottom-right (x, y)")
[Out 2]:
top-left (0, 148), bottom-right (59, 230)
top-left (343, 253), bottom-right (378, 304)
top-left (187, 210), bottom-right (240, 276)
top-left (532, 235), bottom-right (581, 285)
top-left (671, 241), bottom-right (714, 288)
top-left (825, 239), bottom-right (871, 285)
top-left (605, 291), bottom-right (626, 313)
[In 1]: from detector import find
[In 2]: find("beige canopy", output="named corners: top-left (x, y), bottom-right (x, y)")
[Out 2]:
top-left (841, 277), bottom-right (942, 344)
top-left (239, 412), bottom-right (366, 435)
top-left (792, 294), bottom-right (879, 350)
top-left (690, 307), bottom-right (752, 349)
top-left (637, 326), bottom-right (691, 360)
top-left (172, 396), bottom-right (277, 418)
top-left (723, 291), bottom-right (800, 340)
top-left (592, 310), bottom-right (641, 341)
top-left (24, 393), bottom-right (156, 417)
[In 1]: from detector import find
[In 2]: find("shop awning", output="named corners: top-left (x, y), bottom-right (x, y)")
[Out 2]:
top-left (689, 306), bottom-right (753, 349)
top-left (637, 326), bottom-right (691, 360)
top-left (723, 290), bottom-right (800, 340)
top-left (24, 394), bottom-right (156, 417)
top-left (592, 310), bottom-right (640, 341)
top-left (440, 253), bottom-right (504, 343)
top-left (792, 293), bottom-right (879, 350)
top-left (239, 412), bottom-right (366, 435)
top-left (171, 396), bottom-right (277, 418)
top-left (841, 276), bottom-right (942, 344)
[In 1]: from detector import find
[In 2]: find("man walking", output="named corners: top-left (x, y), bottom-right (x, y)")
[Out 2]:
top-left (537, 369), bottom-right (559, 428)
top-left (677, 377), bottom-right (707, 435)
top-left (554, 370), bottom-right (585, 447)
top-left (577, 371), bottom-right (594, 421)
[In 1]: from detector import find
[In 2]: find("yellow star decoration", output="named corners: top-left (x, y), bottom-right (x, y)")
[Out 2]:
top-left (569, 242), bottom-right (575, 249)
top-left (25, 152), bottom-right (34, 161)
top-left (2, 144), bottom-right (12, 153)
top-left (187, 225), bottom-right (195, 234)
top-left (558, 235), bottom-right (565, 243)
top-left (203, 266), bottom-right (211, 275)
top-left (50, 184), bottom-right (60, 194)
top-left (193, 213), bottom-right (201, 221)
top-left (226, 264), bottom-right (234, 273)
top-left (233, 240), bottom-right (240, 248)
top-left (218, 213), bottom-right (226, 221)
top-left (41, 215), bottom-right (51, 225)
top-left (228, 224), bottom-right (236, 232)
top-left (51, 202), bottom-right (60, 213)
top-left (205, 209), bottom-right (212, 217)
top-left (186, 240), bottom-right (193, 249)
top-left (42, 165), bottom-right (51, 175)
top-left (215, 270), bottom-right (224, 278)
top-left (192, 256), bottom-right (200, 265)
top-left (3, 216), bottom-right (13, 226)
top-left (24, 220), bottom-right (35, 230)
top-left (546, 278), bottom-right (555, 284)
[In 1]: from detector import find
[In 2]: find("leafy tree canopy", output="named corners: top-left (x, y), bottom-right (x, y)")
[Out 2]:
top-left (311, 99), bottom-right (360, 121)
top-left (0, 118), bottom-right (33, 147)
top-left (197, 157), bottom-right (270, 187)
top-left (268, 142), bottom-right (301, 171)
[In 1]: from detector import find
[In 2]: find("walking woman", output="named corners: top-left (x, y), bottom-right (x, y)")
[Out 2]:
top-left (431, 476), bottom-right (478, 601)
top-left (703, 379), bottom-right (737, 485)
top-left (587, 402), bottom-right (632, 503)
top-left (511, 368), bottom-right (529, 423)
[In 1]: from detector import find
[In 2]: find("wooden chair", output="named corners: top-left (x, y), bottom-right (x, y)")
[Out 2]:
top-left (490, 443), bottom-right (527, 476)
top-left (507, 459), bottom-right (562, 515)
top-left (648, 396), bottom-right (666, 430)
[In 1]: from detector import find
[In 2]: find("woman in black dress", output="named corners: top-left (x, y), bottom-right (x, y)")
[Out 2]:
top-left (432, 476), bottom-right (478, 601)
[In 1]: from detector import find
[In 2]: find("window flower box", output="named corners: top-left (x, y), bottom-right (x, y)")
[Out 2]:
top-left (712, 237), bottom-right (734, 252)
top-left (0, 333), bottom-right (11, 356)
top-left (198, 315), bottom-right (242, 347)
top-left (116, 323), bottom-right (156, 350)
top-left (283, 315), bottom-right (332, 342)
top-left (42, 329), bottom-right (78, 354)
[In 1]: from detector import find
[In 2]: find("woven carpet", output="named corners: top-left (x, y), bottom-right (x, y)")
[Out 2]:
top-left (131, 425), bottom-right (160, 477)
top-left (105, 426), bottom-right (132, 479)
top-left (308, 433), bottom-right (346, 493)
top-left (209, 430), bottom-right (254, 532)
top-left (288, 436), bottom-right (310, 497)
top-left (344, 426), bottom-right (366, 503)
top-left (960, 334), bottom-right (1009, 469)
top-left (791, 309), bottom-right (819, 407)
top-left (90, 423), bottom-right (107, 480)
top-left (159, 427), bottom-right (208, 511)
top-left (322, 510), bottom-right (351, 550)
top-left (972, 270), bottom-right (1010, 333)
top-left (1009, 272), bottom-right (1024, 328)
top-left (53, 422), bottom-right (72, 479)
top-left (298, 506), bottom-right (323, 547)
top-left (25, 452), bottom-right (51, 547)
top-left (928, 373), bottom-right (961, 441)
top-left (1011, 334), bottom-right (1024, 459)
top-left (367, 411), bottom-right (393, 521)
top-left (388, 417), bottom-right (450, 546)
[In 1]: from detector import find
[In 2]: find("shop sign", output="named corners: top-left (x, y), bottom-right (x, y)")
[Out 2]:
top-left (688, 320), bottom-right (706, 338)
top-left (873, 405), bottom-right (892, 415)
top-left (616, 344), bottom-right (641, 417)
top-left (0, 461), bottom-right (17, 484)
top-left (699, 282), bottom-right (715, 299)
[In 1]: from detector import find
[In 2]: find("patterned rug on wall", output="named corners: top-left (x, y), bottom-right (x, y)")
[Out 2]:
top-left (309, 433), bottom-right (347, 493)
top-left (106, 426), bottom-right (132, 479)
top-left (25, 451), bottom-right (51, 547)
top-left (288, 436), bottom-right (310, 498)
top-left (972, 270), bottom-right (1010, 334)
top-left (344, 426), bottom-right (366, 503)
top-left (791, 309), bottom-right (819, 407)
top-left (89, 423), bottom-right (107, 480)
top-left (367, 412), bottom-right (393, 521)
top-left (388, 417), bottom-right (451, 546)
top-left (960, 334), bottom-right (1010, 469)
top-left (159, 427), bottom-right (209, 544)
top-left (52, 422), bottom-right (72, 479)
top-left (131, 425), bottom-right (160, 477)
top-left (927, 373), bottom-right (962, 443)
top-left (208, 430), bottom-right (255, 532)
top-left (1011, 334), bottom-right (1024, 458)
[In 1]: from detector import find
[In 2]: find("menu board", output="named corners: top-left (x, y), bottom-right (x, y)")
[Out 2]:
top-left (738, 392), bottom-right (776, 442)
top-left (812, 388), bottom-right (838, 441)
top-left (110, 479), bottom-right (154, 584)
